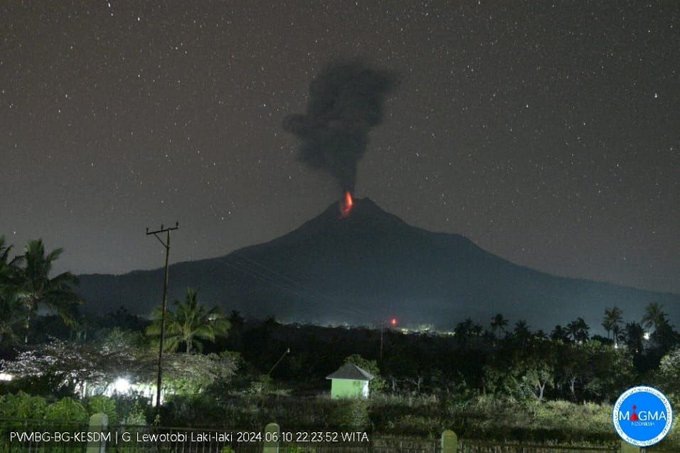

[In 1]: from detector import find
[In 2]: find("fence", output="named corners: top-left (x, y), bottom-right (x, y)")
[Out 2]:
top-left (0, 415), bottom-right (654, 453)
top-left (459, 439), bottom-right (619, 452)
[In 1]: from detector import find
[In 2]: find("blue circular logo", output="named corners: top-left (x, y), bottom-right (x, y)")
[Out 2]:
top-left (613, 386), bottom-right (673, 447)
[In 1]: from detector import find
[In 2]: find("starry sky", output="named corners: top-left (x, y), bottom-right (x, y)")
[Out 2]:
top-left (1, 1), bottom-right (678, 294)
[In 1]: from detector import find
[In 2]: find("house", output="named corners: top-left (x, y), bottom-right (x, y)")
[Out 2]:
top-left (326, 363), bottom-right (374, 399)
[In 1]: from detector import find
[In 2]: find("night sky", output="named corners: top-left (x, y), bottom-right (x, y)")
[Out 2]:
top-left (1, 1), bottom-right (678, 294)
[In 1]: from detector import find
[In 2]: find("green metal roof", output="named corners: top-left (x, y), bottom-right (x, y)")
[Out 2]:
top-left (326, 363), bottom-right (374, 381)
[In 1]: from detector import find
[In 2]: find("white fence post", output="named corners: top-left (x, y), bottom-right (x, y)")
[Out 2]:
top-left (263, 422), bottom-right (279, 453)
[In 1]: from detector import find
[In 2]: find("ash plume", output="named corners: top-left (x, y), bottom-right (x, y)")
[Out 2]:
top-left (283, 61), bottom-right (396, 192)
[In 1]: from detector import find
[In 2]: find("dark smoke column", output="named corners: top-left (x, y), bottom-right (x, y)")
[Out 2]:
top-left (283, 61), bottom-right (396, 194)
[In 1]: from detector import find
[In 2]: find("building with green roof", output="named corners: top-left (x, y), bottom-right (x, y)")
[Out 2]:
top-left (326, 363), bottom-right (374, 399)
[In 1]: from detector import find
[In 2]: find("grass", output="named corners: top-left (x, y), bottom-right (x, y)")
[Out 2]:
top-left (1, 391), bottom-right (677, 450)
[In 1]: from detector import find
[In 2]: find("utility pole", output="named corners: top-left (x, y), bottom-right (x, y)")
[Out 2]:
top-left (268, 348), bottom-right (291, 376)
top-left (146, 222), bottom-right (179, 417)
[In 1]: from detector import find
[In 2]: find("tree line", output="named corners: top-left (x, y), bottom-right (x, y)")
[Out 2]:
top-left (1, 235), bottom-right (678, 409)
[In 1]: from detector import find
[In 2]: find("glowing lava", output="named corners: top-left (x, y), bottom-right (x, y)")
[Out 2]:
top-left (340, 191), bottom-right (354, 217)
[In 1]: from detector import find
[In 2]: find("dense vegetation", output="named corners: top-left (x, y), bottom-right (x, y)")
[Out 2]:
top-left (1, 236), bottom-right (679, 449)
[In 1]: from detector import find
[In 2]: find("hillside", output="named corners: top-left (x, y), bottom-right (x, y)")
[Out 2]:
top-left (78, 198), bottom-right (680, 331)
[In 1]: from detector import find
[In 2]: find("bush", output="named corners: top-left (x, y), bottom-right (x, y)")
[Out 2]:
top-left (85, 395), bottom-right (118, 425)
top-left (44, 397), bottom-right (88, 423)
top-left (0, 392), bottom-right (48, 420)
top-left (111, 394), bottom-right (149, 426)
top-left (161, 394), bottom-right (224, 427)
top-left (330, 399), bottom-right (369, 431)
top-left (121, 404), bottom-right (148, 426)
top-left (442, 397), bottom-right (618, 444)
top-left (656, 348), bottom-right (680, 399)
top-left (390, 414), bottom-right (440, 436)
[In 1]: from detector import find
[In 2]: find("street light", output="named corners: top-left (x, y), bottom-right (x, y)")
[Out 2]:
top-left (113, 377), bottom-right (131, 394)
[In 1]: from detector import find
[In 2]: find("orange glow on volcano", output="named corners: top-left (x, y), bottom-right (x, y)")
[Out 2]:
top-left (340, 191), bottom-right (354, 217)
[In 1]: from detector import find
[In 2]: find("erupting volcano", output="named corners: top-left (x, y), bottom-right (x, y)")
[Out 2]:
top-left (340, 191), bottom-right (354, 217)
top-left (77, 196), bottom-right (680, 331)
top-left (283, 61), bottom-right (396, 200)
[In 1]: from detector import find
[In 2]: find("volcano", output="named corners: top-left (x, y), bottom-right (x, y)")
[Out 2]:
top-left (78, 198), bottom-right (680, 331)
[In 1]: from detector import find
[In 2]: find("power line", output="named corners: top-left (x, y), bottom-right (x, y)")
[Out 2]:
top-left (225, 254), bottom-right (370, 319)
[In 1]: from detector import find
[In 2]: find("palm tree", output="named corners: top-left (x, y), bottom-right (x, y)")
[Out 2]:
top-left (550, 324), bottom-right (570, 342)
top-left (490, 313), bottom-right (509, 339)
top-left (602, 306), bottom-right (623, 346)
top-left (147, 288), bottom-right (230, 353)
top-left (642, 302), bottom-right (667, 332)
top-left (512, 320), bottom-right (532, 345)
top-left (624, 322), bottom-right (644, 354)
top-left (453, 318), bottom-right (484, 349)
top-left (0, 236), bottom-right (14, 275)
top-left (470, 322), bottom-right (484, 337)
top-left (0, 236), bottom-right (14, 291)
top-left (566, 317), bottom-right (590, 344)
top-left (0, 291), bottom-right (24, 346)
top-left (15, 239), bottom-right (81, 344)
top-left (0, 236), bottom-right (22, 294)
top-left (0, 237), bottom-right (23, 345)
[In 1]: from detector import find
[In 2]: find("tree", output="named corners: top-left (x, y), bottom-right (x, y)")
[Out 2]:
top-left (642, 302), bottom-right (667, 332)
top-left (566, 317), bottom-right (590, 343)
top-left (523, 360), bottom-right (555, 402)
top-left (656, 348), bottom-right (680, 398)
top-left (624, 322), bottom-right (644, 355)
top-left (147, 288), bottom-right (230, 353)
top-left (649, 317), bottom-right (678, 356)
top-left (0, 291), bottom-right (24, 346)
top-left (227, 310), bottom-right (245, 350)
top-left (15, 239), bottom-right (81, 344)
top-left (0, 334), bottom-right (152, 396)
top-left (511, 320), bottom-right (532, 346)
top-left (0, 237), bottom-right (24, 345)
top-left (0, 236), bottom-right (16, 284)
top-left (162, 352), bottom-right (238, 395)
top-left (0, 236), bottom-right (16, 276)
top-left (454, 318), bottom-right (476, 348)
top-left (550, 324), bottom-right (570, 343)
top-left (581, 341), bottom-right (634, 402)
top-left (482, 346), bottom-right (555, 402)
top-left (556, 343), bottom-right (588, 400)
top-left (602, 306), bottom-right (623, 346)
top-left (344, 354), bottom-right (386, 394)
top-left (490, 313), bottom-right (508, 339)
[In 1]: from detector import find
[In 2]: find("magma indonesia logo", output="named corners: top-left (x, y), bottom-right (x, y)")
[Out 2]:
top-left (613, 386), bottom-right (673, 447)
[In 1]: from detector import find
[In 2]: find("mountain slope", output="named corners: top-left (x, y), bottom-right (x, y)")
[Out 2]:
top-left (77, 198), bottom-right (680, 331)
